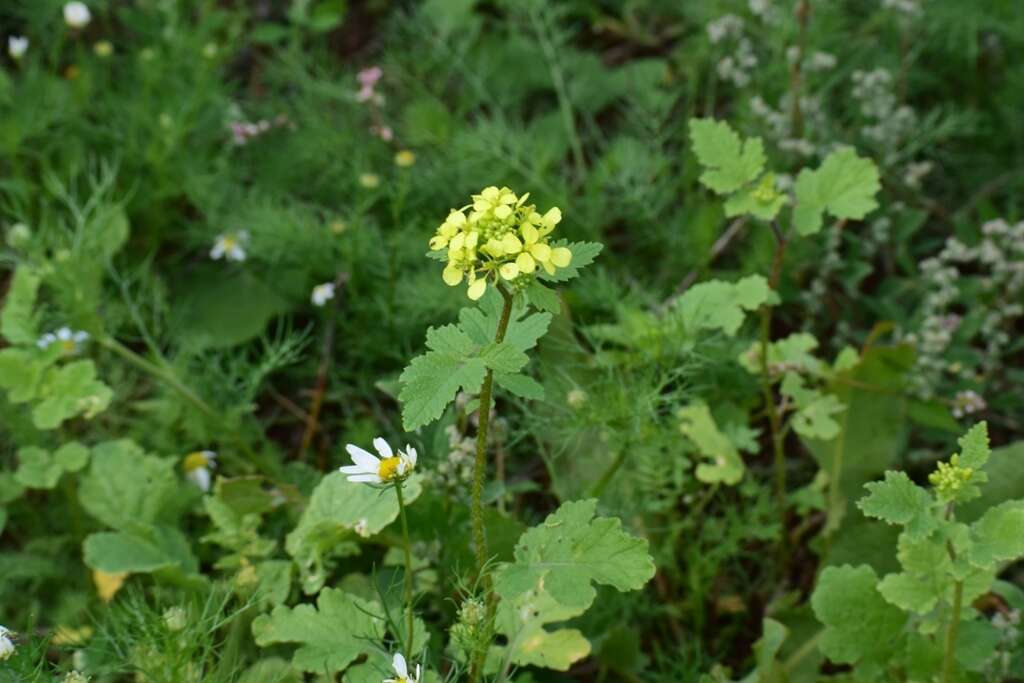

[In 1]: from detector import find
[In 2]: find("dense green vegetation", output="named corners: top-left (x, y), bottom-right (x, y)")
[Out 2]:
top-left (1, 1), bottom-right (1023, 681)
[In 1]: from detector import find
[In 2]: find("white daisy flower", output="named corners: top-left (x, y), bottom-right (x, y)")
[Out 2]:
top-left (0, 625), bottom-right (14, 661)
top-left (183, 450), bottom-right (217, 492)
top-left (37, 327), bottom-right (89, 354)
top-left (340, 437), bottom-right (417, 485)
top-left (311, 282), bottom-right (336, 306)
top-left (210, 231), bottom-right (249, 262)
top-left (353, 517), bottom-right (370, 537)
top-left (383, 653), bottom-right (420, 683)
top-left (63, 2), bottom-right (92, 29)
top-left (8, 36), bottom-right (28, 60)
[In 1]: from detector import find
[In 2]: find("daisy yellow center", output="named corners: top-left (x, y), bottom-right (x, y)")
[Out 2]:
top-left (378, 456), bottom-right (402, 481)
top-left (183, 451), bottom-right (210, 473)
top-left (61, 339), bottom-right (77, 353)
top-left (222, 237), bottom-right (236, 249)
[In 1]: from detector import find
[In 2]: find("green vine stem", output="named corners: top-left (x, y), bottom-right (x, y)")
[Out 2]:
top-left (942, 503), bottom-right (963, 683)
top-left (942, 579), bottom-right (964, 683)
top-left (395, 480), bottom-right (416, 654)
top-left (469, 283), bottom-right (515, 682)
top-left (471, 284), bottom-right (515, 577)
top-left (759, 222), bottom-right (789, 530)
top-left (98, 335), bottom-right (278, 478)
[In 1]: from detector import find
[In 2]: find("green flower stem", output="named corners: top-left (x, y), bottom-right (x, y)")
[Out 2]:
top-left (395, 480), bottom-right (416, 654)
top-left (760, 222), bottom-right (789, 533)
top-left (789, 0), bottom-right (811, 138)
top-left (589, 434), bottom-right (634, 499)
top-left (98, 335), bottom-right (278, 478)
top-left (469, 283), bottom-right (515, 683)
top-left (99, 336), bottom-right (216, 419)
top-left (471, 284), bottom-right (515, 577)
top-left (942, 579), bottom-right (964, 683)
top-left (942, 504), bottom-right (962, 683)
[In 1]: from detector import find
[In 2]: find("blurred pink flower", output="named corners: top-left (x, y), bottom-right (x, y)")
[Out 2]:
top-left (370, 124), bottom-right (393, 141)
top-left (357, 66), bottom-right (383, 87)
top-left (356, 66), bottom-right (384, 104)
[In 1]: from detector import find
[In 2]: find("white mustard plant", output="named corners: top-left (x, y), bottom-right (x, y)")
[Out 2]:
top-left (210, 231), bottom-right (250, 262)
top-left (64, 2), bottom-right (92, 29)
top-left (310, 282), bottom-right (336, 306)
top-left (340, 437), bottom-right (417, 484)
top-left (37, 327), bottom-right (89, 354)
top-left (383, 653), bottom-right (420, 683)
top-left (8, 36), bottom-right (28, 59)
top-left (0, 626), bottom-right (14, 660)
top-left (182, 450), bottom-right (217, 492)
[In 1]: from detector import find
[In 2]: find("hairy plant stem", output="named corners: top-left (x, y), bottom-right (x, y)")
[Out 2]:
top-left (588, 440), bottom-right (628, 499)
top-left (100, 336), bottom-right (215, 420)
top-left (98, 335), bottom-right (277, 477)
top-left (942, 504), bottom-right (962, 683)
top-left (942, 579), bottom-right (964, 682)
top-left (789, 0), bottom-right (811, 138)
top-left (395, 481), bottom-right (416, 654)
top-left (760, 223), bottom-right (789, 533)
top-left (469, 284), bottom-right (515, 683)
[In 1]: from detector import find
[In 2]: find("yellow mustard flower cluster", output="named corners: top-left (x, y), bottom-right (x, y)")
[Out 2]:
top-left (928, 454), bottom-right (974, 498)
top-left (429, 186), bottom-right (572, 300)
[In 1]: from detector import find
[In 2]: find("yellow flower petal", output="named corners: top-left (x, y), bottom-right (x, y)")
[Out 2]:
top-left (551, 246), bottom-right (572, 268)
top-left (447, 211), bottom-right (467, 227)
top-left (501, 233), bottom-right (523, 253)
top-left (500, 262), bottom-right (520, 280)
top-left (443, 265), bottom-right (464, 286)
top-left (94, 570), bottom-right (129, 603)
top-left (468, 278), bottom-right (487, 300)
top-left (516, 252), bottom-right (536, 273)
top-left (521, 223), bottom-right (539, 245)
top-left (543, 207), bottom-right (562, 228)
top-left (542, 260), bottom-right (556, 275)
top-left (481, 186), bottom-right (500, 201)
top-left (485, 238), bottom-right (506, 257)
top-left (394, 150), bottom-right (416, 167)
top-left (429, 235), bottom-right (449, 250)
top-left (465, 231), bottom-right (479, 248)
top-left (494, 204), bottom-right (512, 220)
top-left (530, 242), bottom-right (551, 262)
top-left (450, 232), bottom-right (465, 252)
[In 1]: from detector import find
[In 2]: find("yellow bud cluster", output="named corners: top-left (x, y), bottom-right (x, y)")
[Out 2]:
top-left (928, 454), bottom-right (974, 497)
top-left (429, 186), bottom-right (572, 300)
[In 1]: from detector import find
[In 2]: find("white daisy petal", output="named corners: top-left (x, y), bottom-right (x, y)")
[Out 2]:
top-left (345, 444), bottom-right (380, 470)
top-left (347, 473), bottom-right (381, 483)
top-left (393, 653), bottom-right (408, 678)
top-left (188, 467), bottom-right (212, 492)
top-left (373, 437), bottom-right (393, 458)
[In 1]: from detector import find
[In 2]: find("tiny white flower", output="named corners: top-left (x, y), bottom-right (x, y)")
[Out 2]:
top-left (64, 2), bottom-right (92, 29)
top-left (183, 450), bottom-right (217, 492)
top-left (210, 231), bottom-right (249, 262)
top-left (340, 437), bottom-right (417, 485)
top-left (383, 653), bottom-right (420, 683)
top-left (8, 36), bottom-right (28, 59)
top-left (0, 625), bottom-right (14, 661)
top-left (311, 282), bottom-right (336, 306)
top-left (353, 518), bottom-right (370, 537)
top-left (37, 327), bottom-right (89, 354)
